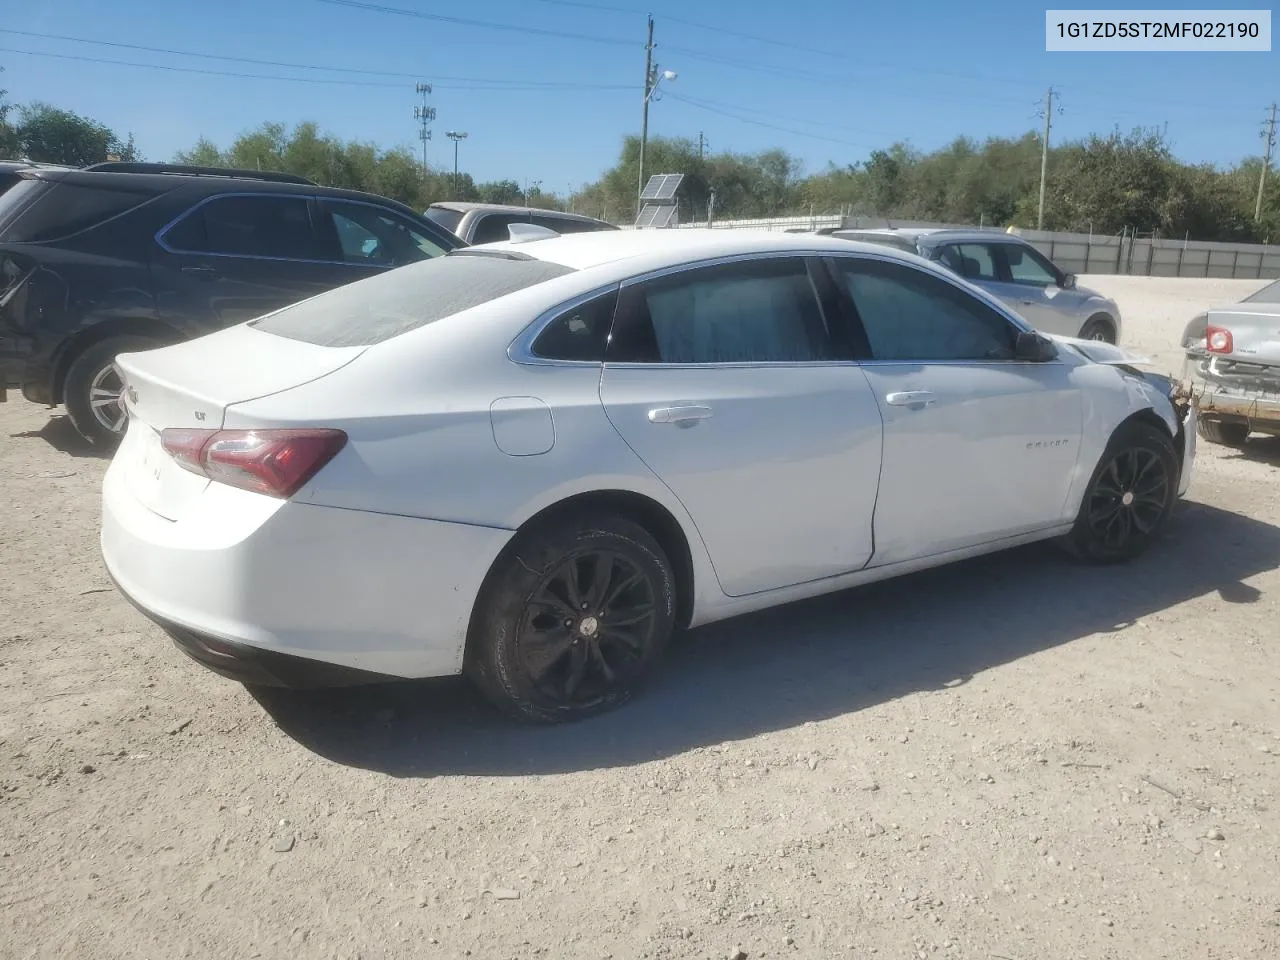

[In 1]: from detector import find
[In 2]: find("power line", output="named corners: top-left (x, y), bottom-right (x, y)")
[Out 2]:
top-left (0, 47), bottom-right (630, 91)
top-left (313, 0), bottom-right (634, 47)
top-left (664, 92), bottom-right (879, 149)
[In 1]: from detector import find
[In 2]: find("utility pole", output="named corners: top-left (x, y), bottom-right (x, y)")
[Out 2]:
top-left (1036, 86), bottom-right (1055, 231)
top-left (414, 82), bottom-right (435, 177)
top-left (446, 131), bottom-right (468, 194)
top-left (637, 15), bottom-right (655, 218)
top-left (1257, 102), bottom-right (1277, 223)
top-left (697, 131), bottom-right (707, 160)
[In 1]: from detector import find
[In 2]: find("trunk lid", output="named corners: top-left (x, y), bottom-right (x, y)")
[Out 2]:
top-left (114, 323), bottom-right (364, 520)
top-left (1203, 303), bottom-right (1280, 368)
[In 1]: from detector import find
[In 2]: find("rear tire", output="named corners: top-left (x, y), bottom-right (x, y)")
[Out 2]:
top-left (1066, 420), bottom-right (1179, 564)
top-left (1078, 314), bottom-right (1116, 343)
top-left (1196, 418), bottom-right (1250, 448)
top-left (64, 336), bottom-right (159, 446)
top-left (465, 513), bottom-right (677, 723)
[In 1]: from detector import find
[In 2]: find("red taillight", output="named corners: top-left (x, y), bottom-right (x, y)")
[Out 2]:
top-left (160, 428), bottom-right (347, 499)
top-left (1205, 326), bottom-right (1234, 354)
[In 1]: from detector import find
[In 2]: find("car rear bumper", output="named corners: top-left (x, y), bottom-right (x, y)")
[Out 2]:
top-left (100, 451), bottom-right (515, 684)
top-left (1182, 356), bottom-right (1280, 433)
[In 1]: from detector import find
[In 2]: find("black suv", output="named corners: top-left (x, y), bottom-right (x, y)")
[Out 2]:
top-left (0, 162), bottom-right (463, 443)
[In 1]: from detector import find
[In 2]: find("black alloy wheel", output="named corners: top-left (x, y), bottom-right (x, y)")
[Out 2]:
top-left (467, 513), bottom-right (676, 723)
top-left (1067, 421), bottom-right (1178, 563)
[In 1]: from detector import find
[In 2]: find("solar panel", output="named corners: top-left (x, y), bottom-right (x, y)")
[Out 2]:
top-left (639, 173), bottom-right (684, 201)
top-left (635, 203), bottom-right (678, 229)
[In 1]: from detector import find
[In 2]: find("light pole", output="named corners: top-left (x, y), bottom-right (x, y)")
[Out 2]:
top-left (637, 15), bottom-right (677, 217)
top-left (446, 131), bottom-right (468, 194)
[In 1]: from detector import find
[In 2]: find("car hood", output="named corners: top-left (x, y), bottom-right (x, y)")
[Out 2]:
top-left (1045, 333), bottom-right (1150, 367)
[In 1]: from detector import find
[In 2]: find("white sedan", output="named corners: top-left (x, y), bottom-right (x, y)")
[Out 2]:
top-left (100, 229), bottom-right (1196, 723)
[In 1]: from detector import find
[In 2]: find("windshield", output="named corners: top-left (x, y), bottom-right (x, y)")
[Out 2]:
top-left (1243, 278), bottom-right (1280, 303)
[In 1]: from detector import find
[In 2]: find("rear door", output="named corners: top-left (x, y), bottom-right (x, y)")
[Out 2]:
top-left (826, 254), bottom-right (1084, 566)
top-left (598, 255), bottom-right (884, 598)
top-left (151, 192), bottom-right (342, 329)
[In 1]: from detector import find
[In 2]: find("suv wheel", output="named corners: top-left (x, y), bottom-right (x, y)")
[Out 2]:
top-left (64, 336), bottom-right (159, 446)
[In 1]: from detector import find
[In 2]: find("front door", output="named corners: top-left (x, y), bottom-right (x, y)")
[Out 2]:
top-left (599, 256), bottom-right (884, 598)
top-left (152, 193), bottom-right (342, 329)
top-left (827, 254), bottom-right (1084, 566)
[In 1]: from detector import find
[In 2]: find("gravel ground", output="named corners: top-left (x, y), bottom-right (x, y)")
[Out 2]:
top-left (2, 275), bottom-right (1279, 960)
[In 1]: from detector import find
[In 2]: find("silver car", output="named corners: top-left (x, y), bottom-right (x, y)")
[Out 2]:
top-left (424, 201), bottom-right (617, 245)
top-left (827, 228), bottom-right (1123, 343)
top-left (1179, 277), bottom-right (1280, 447)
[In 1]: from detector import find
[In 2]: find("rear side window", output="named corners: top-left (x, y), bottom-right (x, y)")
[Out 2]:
top-left (0, 180), bottom-right (152, 242)
top-left (251, 252), bottom-right (575, 347)
top-left (531, 289), bottom-right (619, 361)
top-left (608, 257), bottom-right (836, 364)
top-left (162, 195), bottom-right (320, 260)
top-left (319, 199), bottom-right (450, 266)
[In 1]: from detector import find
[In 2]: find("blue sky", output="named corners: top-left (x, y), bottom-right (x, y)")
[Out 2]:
top-left (1, 0), bottom-right (1276, 191)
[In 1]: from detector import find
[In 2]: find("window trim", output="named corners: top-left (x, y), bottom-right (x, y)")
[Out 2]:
top-left (155, 191), bottom-right (453, 267)
top-left (819, 251), bottom-right (1062, 367)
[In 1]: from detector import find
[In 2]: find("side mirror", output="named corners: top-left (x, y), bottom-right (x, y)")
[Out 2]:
top-left (1062, 273), bottom-right (1077, 289)
top-left (1014, 329), bottom-right (1058, 362)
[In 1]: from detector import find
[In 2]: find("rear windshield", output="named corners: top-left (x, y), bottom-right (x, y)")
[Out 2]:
top-left (251, 251), bottom-right (575, 346)
top-left (1243, 278), bottom-right (1280, 303)
top-left (837, 232), bottom-right (917, 253)
top-left (424, 206), bottom-right (464, 236)
top-left (0, 178), bottom-right (154, 242)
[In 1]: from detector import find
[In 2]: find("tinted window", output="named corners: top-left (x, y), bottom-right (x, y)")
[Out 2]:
top-left (836, 257), bottom-right (1016, 362)
top-left (833, 232), bottom-right (916, 253)
top-left (0, 180), bottom-right (152, 242)
top-left (470, 213), bottom-right (527, 244)
top-left (531, 215), bottom-right (614, 235)
top-left (251, 252), bottom-right (575, 347)
top-left (531, 289), bottom-right (619, 361)
top-left (163, 195), bottom-right (319, 260)
top-left (424, 206), bottom-right (464, 236)
top-left (1001, 243), bottom-right (1060, 286)
top-left (941, 243), bottom-right (999, 281)
top-left (320, 199), bottom-right (449, 266)
top-left (608, 258), bottom-right (835, 364)
top-left (1244, 278), bottom-right (1280, 303)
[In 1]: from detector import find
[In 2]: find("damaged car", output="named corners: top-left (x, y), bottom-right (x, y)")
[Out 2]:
top-left (1179, 277), bottom-right (1280, 447)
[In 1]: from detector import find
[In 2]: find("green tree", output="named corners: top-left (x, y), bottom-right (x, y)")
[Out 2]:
top-left (12, 102), bottom-right (139, 165)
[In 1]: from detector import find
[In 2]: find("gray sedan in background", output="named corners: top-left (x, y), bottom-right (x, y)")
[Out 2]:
top-left (1180, 277), bottom-right (1280, 447)
top-left (825, 227), bottom-right (1123, 343)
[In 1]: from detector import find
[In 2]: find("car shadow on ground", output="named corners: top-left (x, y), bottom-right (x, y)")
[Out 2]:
top-left (1232, 435), bottom-right (1280, 465)
top-left (252, 500), bottom-right (1280, 778)
top-left (10, 415), bottom-right (112, 460)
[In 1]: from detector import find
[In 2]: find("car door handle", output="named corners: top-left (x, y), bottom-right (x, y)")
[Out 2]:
top-left (180, 265), bottom-right (219, 280)
top-left (885, 391), bottom-right (936, 408)
top-left (1019, 298), bottom-right (1036, 305)
top-left (648, 404), bottom-right (713, 424)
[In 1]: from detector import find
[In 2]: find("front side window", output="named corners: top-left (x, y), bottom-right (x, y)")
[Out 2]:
top-left (608, 257), bottom-right (835, 364)
top-left (163, 194), bottom-right (318, 260)
top-left (834, 257), bottom-right (1016, 362)
top-left (1000, 243), bottom-right (1061, 287)
top-left (320, 199), bottom-right (449, 266)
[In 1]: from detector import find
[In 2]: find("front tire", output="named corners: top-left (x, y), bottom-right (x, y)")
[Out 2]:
top-left (466, 513), bottom-right (677, 723)
top-left (1078, 314), bottom-right (1116, 343)
top-left (1196, 418), bottom-right (1249, 448)
top-left (64, 335), bottom-right (158, 446)
top-left (1066, 420), bottom-right (1179, 564)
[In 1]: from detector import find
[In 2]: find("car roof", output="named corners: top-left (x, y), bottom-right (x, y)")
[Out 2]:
top-left (430, 201), bottom-right (608, 221)
top-left (17, 168), bottom-right (431, 220)
top-left (836, 227), bottom-right (1021, 244)
top-left (473, 227), bottom-right (929, 273)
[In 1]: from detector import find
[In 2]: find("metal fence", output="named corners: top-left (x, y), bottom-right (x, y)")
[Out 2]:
top-left (661, 215), bottom-right (1280, 280)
